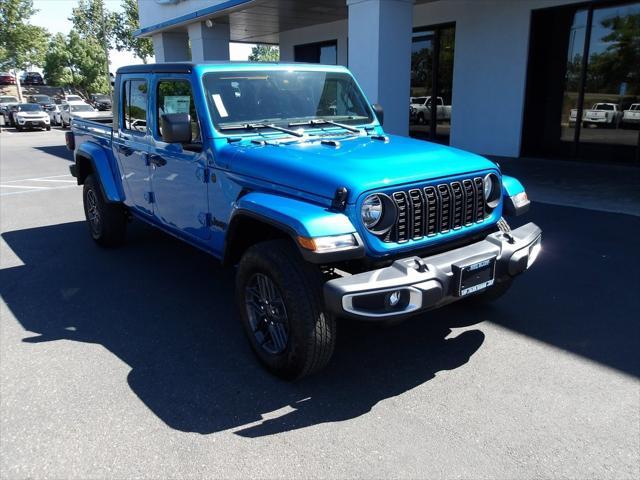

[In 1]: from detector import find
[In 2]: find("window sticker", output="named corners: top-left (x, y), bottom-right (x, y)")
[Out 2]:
top-left (163, 95), bottom-right (191, 114)
top-left (212, 93), bottom-right (228, 118)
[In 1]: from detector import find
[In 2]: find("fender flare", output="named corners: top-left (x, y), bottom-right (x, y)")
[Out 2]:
top-left (75, 143), bottom-right (124, 203)
top-left (225, 192), bottom-right (363, 264)
top-left (501, 175), bottom-right (529, 216)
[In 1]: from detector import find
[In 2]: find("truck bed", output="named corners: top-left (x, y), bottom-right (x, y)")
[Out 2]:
top-left (72, 117), bottom-right (113, 146)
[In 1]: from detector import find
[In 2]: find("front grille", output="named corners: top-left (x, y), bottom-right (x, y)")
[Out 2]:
top-left (386, 177), bottom-right (487, 243)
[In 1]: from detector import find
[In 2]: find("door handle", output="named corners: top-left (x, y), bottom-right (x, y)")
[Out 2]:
top-left (148, 154), bottom-right (167, 167)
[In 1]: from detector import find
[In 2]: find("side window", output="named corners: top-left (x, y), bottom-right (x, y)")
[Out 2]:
top-left (156, 79), bottom-right (200, 143)
top-left (122, 79), bottom-right (148, 133)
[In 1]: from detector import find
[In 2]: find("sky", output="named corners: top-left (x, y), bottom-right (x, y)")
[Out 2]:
top-left (30, 0), bottom-right (254, 73)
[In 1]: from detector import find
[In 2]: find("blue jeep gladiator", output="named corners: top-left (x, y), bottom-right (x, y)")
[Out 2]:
top-left (67, 62), bottom-right (541, 379)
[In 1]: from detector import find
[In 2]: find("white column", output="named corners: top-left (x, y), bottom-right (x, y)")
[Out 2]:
top-left (348, 0), bottom-right (413, 136)
top-left (152, 31), bottom-right (190, 62)
top-left (188, 21), bottom-right (230, 62)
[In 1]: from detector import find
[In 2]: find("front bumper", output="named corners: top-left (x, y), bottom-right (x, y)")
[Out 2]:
top-left (17, 117), bottom-right (49, 127)
top-left (584, 116), bottom-right (609, 123)
top-left (324, 222), bottom-right (541, 319)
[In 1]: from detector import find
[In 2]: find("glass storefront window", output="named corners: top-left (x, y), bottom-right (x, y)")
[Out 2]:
top-left (409, 24), bottom-right (455, 145)
top-left (560, 2), bottom-right (640, 154)
top-left (580, 3), bottom-right (640, 147)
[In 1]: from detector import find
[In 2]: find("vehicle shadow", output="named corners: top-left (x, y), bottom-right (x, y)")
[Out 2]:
top-left (0, 220), bottom-right (485, 436)
top-left (33, 145), bottom-right (73, 162)
top-left (3, 202), bottom-right (637, 436)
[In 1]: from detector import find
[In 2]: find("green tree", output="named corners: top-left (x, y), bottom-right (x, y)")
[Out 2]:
top-left (113, 0), bottom-right (153, 63)
top-left (42, 30), bottom-right (109, 95)
top-left (43, 33), bottom-right (72, 86)
top-left (67, 30), bottom-right (109, 95)
top-left (0, 0), bottom-right (49, 72)
top-left (248, 45), bottom-right (280, 62)
top-left (70, 0), bottom-right (115, 89)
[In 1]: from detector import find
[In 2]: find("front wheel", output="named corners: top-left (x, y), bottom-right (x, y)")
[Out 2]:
top-left (83, 174), bottom-right (126, 247)
top-left (236, 239), bottom-right (336, 380)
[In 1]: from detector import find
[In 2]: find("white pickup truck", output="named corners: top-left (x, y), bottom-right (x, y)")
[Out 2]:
top-left (410, 96), bottom-right (452, 124)
top-left (570, 103), bottom-right (622, 128)
top-left (621, 103), bottom-right (640, 128)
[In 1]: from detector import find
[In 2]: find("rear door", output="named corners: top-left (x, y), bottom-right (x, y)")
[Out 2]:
top-left (113, 77), bottom-right (152, 215)
top-left (148, 75), bottom-right (210, 240)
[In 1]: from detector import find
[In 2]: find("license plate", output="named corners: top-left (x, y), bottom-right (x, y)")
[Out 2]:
top-left (454, 257), bottom-right (496, 297)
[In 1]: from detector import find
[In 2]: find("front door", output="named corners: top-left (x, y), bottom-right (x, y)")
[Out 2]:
top-left (113, 77), bottom-right (152, 215)
top-left (149, 76), bottom-right (210, 240)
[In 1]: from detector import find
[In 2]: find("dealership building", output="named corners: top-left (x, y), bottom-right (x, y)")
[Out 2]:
top-left (137, 0), bottom-right (640, 163)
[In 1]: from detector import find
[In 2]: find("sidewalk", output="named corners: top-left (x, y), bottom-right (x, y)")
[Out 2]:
top-left (493, 156), bottom-right (640, 217)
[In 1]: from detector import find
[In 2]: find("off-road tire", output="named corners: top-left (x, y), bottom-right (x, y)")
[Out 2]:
top-left (236, 239), bottom-right (336, 380)
top-left (466, 278), bottom-right (513, 304)
top-left (83, 174), bottom-right (126, 247)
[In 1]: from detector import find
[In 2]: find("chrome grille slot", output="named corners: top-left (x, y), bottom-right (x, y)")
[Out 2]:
top-left (408, 189), bottom-right (424, 239)
top-left (393, 191), bottom-right (409, 242)
top-left (385, 176), bottom-right (490, 243)
top-left (462, 179), bottom-right (475, 225)
top-left (437, 184), bottom-right (452, 233)
top-left (424, 186), bottom-right (438, 236)
top-left (473, 177), bottom-right (485, 222)
top-left (451, 181), bottom-right (464, 229)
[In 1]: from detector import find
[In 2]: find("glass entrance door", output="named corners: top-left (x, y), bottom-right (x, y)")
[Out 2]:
top-left (409, 24), bottom-right (455, 144)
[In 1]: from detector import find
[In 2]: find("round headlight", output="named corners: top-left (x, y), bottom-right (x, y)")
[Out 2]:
top-left (483, 175), bottom-right (493, 199)
top-left (361, 194), bottom-right (384, 229)
top-left (483, 173), bottom-right (501, 209)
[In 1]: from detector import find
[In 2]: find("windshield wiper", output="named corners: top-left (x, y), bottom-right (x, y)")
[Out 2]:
top-left (219, 122), bottom-right (305, 137)
top-left (289, 118), bottom-right (362, 134)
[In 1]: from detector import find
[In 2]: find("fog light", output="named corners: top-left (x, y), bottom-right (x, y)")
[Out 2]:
top-left (528, 239), bottom-right (541, 268)
top-left (386, 290), bottom-right (402, 307)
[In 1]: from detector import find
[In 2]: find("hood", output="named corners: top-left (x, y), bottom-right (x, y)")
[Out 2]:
top-left (220, 134), bottom-right (497, 202)
top-left (71, 111), bottom-right (109, 119)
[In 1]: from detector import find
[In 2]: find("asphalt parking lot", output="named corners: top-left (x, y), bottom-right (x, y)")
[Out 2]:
top-left (1, 127), bottom-right (639, 479)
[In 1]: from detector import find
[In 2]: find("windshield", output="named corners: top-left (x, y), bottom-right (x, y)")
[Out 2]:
top-left (31, 95), bottom-right (52, 103)
top-left (203, 70), bottom-right (373, 131)
top-left (0, 97), bottom-right (18, 103)
top-left (71, 104), bottom-right (94, 112)
top-left (18, 104), bottom-right (42, 112)
top-left (67, 95), bottom-right (82, 101)
top-left (93, 95), bottom-right (110, 101)
top-left (594, 104), bottom-right (614, 110)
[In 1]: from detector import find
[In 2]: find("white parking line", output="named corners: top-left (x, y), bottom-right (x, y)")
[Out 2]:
top-left (2, 174), bottom-right (74, 183)
top-left (30, 179), bottom-right (77, 183)
top-left (0, 185), bottom-right (78, 196)
top-left (1, 184), bottom-right (50, 189)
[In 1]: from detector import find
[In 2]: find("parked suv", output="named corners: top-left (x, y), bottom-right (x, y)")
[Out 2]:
top-left (21, 72), bottom-right (44, 85)
top-left (0, 95), bottom-right (19, 124)
top-left (67, 63), bottom-right (541, 379)
top-left (0, 72), bottom-right (16, 85)
top-left (13, 103), bottom-right (51, 130)
top-left (28, 94), bottom-right (57, 114)
top-left (89, 93), bottom-right (112, 111)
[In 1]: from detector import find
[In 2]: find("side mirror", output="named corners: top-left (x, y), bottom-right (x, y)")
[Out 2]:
top-left (161, 113), bottom-right (191, 144)
top-left (372, 103), bottom-right (384, 126)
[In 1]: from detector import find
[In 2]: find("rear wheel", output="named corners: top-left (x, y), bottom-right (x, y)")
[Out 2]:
top-left (236, 239), bottom-right (336, 380)
top-left (83, 174), bottom-right (126, 247)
